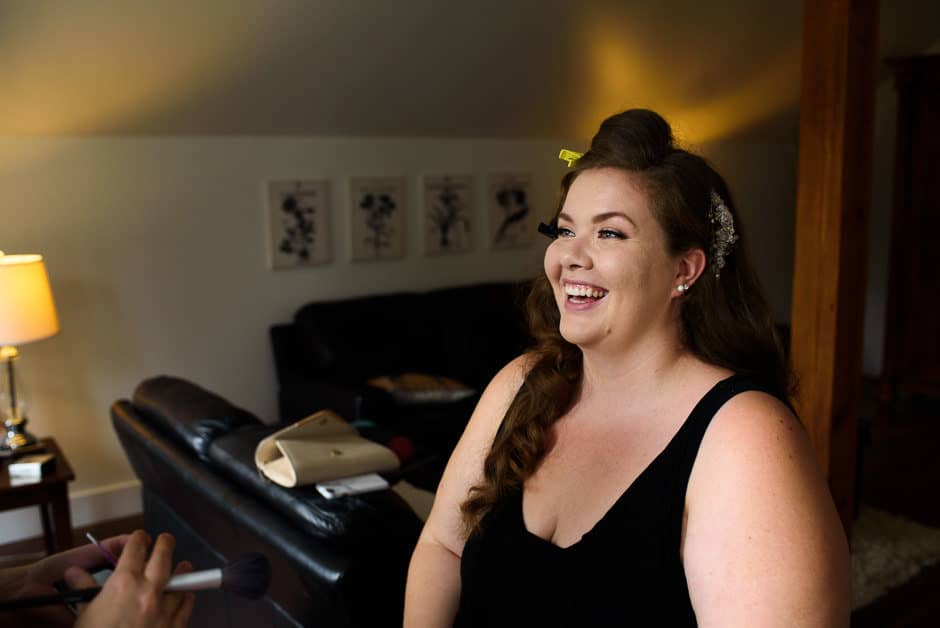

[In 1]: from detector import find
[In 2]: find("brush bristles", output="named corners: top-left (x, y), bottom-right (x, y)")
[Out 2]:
top-left (221, 552), bottom-right (272, 599)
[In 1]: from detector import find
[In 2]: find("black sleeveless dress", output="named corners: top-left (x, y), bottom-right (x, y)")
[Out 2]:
top-left (454, 375), bottom-right (780, 627)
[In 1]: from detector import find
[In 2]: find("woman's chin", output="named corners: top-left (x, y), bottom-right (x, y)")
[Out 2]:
top-left (559, 325), bottom-right (603, 348)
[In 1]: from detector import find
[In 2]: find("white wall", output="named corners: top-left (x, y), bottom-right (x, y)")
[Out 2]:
top-left (701, 141), bottom-right (798, 324)
top-left (0, 134), bottom-right (797, 543)
top-left (0, 135), bottom-right (565, 542)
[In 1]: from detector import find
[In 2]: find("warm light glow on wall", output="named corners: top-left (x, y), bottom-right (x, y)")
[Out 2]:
top-left (0, 4), bottom-right (275, 134)
top-left (581, 34), bottom-right (666, 137)
top-left (577, 20), bottom-right (801, 144)
top-left (672, 43), bottom-right (802, 143)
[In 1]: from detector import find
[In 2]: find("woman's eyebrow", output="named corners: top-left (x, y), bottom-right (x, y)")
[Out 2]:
top-left (557, 211), bottom-right (637, 229)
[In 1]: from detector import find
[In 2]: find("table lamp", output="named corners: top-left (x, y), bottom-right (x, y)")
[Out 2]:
top-left (0, 253), bottom-right (60, 452)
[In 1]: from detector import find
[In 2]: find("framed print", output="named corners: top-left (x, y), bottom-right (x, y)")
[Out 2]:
top-left (423, 175), bottom-right (473, 256)
top-left (266, 179), bottom-right (332, 269)
top-left (487, 173), bottom-right (533, 249)
top-left (349, 176), bottom-right (407, 261)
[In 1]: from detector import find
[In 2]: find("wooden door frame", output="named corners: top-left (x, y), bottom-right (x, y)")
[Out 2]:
top-left (790, 0), bottom-right (879, 532)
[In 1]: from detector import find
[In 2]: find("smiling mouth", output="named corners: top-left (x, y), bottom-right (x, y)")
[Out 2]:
top-left (563, 283), bottom-right (609, 304)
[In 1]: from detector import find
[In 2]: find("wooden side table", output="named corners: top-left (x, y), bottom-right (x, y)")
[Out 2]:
top-left (0, 437), bottom-right (75, 554)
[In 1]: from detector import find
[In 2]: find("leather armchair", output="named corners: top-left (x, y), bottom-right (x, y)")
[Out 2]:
top-left (112, 376), bottom-right (423, 628)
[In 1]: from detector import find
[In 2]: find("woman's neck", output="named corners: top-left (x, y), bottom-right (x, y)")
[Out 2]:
top-left (578, 330), bottom-right (691, 401)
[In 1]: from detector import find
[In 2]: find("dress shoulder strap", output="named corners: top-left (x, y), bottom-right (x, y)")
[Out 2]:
top-left (674, 374), bottom-right (784, 471)
top-left (665, 375), bottom-right (787, 526)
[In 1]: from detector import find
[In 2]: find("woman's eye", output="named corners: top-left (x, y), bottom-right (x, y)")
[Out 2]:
top-left (599, 229), bottom-right (626, 239)
top-left (557, 227), bottom-right (575, 238)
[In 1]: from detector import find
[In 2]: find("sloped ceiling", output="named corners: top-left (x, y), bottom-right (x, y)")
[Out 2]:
top-left (1, 0), bottom-right (937, 142)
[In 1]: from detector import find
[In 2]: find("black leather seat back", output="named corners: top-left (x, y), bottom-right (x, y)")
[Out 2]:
top-left (294, 293), bottom-right (445, 380)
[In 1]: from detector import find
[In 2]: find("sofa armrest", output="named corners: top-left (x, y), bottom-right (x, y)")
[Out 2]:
top-left (132, 375), bottom-right (261, 461)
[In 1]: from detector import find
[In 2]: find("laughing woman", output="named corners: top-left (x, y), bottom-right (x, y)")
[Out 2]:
top-left (404, 109), bottom-right (850, 627)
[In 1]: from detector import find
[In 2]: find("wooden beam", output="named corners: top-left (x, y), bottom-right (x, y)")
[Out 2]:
top-left (790, 0), bottom-right (879, 531)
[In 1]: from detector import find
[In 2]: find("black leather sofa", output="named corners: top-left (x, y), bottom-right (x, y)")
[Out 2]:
top-left (112, 281), bottom-right (533, 627)
top-left (270, 281), bottom-right (532, 488)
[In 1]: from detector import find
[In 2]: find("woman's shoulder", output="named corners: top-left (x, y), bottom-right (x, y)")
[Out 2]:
top-left (682, 385), bottom-right (851, 624)
top-left (451, 353), bottom-right (535, 444)
top-left (705, 385), bottom-right (802, 459)
top-left (481, 352), bottom-right (537, 401)
top-left (503, 351), bottom-right (538, 380)
top-left (690, 386), bottom-right (809, 495)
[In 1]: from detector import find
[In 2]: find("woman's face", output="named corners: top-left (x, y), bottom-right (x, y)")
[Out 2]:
top-left (543, 167), bottom-right (680, 352)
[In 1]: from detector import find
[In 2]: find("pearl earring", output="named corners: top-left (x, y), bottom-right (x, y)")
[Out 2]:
top-left (677, 283), bottom-right (689, 294)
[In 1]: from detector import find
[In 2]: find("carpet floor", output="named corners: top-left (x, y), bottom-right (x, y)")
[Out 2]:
top-left (851, 506), bottom-right (940, 610)
top-left (850, 387), bottom-right (940, 626)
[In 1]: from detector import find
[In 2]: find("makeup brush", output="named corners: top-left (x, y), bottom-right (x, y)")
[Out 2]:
top-left (165, 552), bottom-right (271, 598)
top-left (0, 552), bottom-right (272, 611)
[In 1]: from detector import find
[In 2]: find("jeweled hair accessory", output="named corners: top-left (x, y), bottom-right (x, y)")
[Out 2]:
top-left (558, 149), bottom-right (583, 167)
top-left (708, 191), bottom-right (738, 278)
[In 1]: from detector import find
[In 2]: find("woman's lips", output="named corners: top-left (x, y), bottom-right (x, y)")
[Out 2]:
top-left (565, 296), bottom-right (604, 312)
top-left (563, 286), bottom-right (608, 312)
top-left (562, 282), bottom-right (608, 298)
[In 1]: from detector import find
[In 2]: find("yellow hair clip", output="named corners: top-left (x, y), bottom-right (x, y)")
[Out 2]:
top-left (558, 149), bottom-right (583, 167)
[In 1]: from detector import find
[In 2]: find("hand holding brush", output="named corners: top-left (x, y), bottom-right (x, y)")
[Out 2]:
top-left (70, 530), bottom-right (195, 628)
top-left (0, 533), bottom-right (136, 626)
top-left (0, 529), bottom-right (271, 626)
top-left (0, 530), bottom-right (195, 627)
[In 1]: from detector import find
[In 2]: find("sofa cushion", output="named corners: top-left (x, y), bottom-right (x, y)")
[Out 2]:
top-left (367, 373), bottom-right (475, 404)
top-left (208, 425), bottom-right (423, 549)
top-left (132, 376), bottom-right (261, 461)
top-left (294, 292), bottom-right (445, 380)
top-left (426, 282), bottom-right (530, 389)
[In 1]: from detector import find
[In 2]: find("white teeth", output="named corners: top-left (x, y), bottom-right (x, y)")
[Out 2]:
top-left (564, 284), bottom-right (608, 298)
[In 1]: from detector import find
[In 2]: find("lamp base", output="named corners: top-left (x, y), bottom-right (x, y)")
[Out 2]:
top-left (2, 346), bottom-right (38, 452)
top-left (1, 414), bottom-right (38, 452)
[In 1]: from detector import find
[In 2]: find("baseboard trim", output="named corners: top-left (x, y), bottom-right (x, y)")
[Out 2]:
top-left (0, 480), bottom-right (142, 545)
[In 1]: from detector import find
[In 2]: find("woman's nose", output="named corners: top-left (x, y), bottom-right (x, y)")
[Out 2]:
top-left (560, 237), bottom-right (592, 269)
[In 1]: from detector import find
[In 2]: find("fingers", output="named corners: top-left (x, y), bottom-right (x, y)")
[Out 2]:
top-left (51, 543), bottom-right (107, 570)
top-left (64, 566), bottom-right (100, 615)
top-left (60, 532), bottom-right (131, 572)
top-left (143, 533), bottom-right (176, 588)
top-left (114, 529), bottom-right (150, 575)
top-left (173, 560), bottom-right (194, 575)
top-left (154, 559), bottom-right (190, 625)
top-left (30, 542), bottom-right (105, 583)
top-left (64, 566), bottom-right (99, 590)
top-left (173, 592), bottom-right (196, 628)
top-left (99, 533), bottom-right (131, 559)
top-left (153, 558), bottom-right (194, 621)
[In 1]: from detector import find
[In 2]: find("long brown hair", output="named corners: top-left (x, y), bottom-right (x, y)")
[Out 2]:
top-left (460, 109), bottom-right (792, 536)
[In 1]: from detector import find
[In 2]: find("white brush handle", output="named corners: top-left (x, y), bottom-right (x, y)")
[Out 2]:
top-left (165, 568), bottom-right (223, 592)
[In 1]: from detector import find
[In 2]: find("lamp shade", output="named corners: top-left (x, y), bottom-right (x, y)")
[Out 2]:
top-left (0, 254), bottom-right (60, 346)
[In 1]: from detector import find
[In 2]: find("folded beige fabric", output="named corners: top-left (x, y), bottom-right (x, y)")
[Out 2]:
top-left (254, 409), bottom-right (400, 487)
